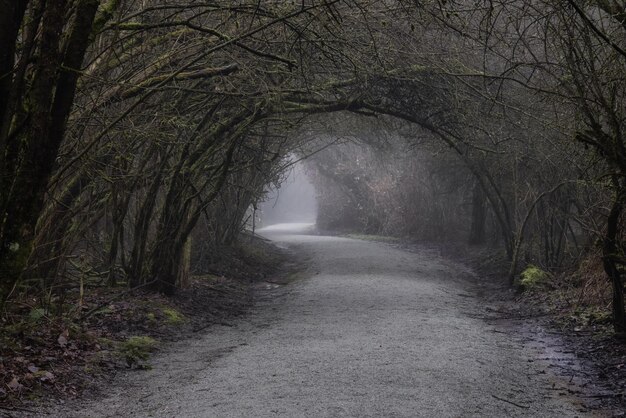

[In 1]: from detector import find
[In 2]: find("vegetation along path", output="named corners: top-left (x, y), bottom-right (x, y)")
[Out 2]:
top-left (44, 224), bottom-right (596, 417)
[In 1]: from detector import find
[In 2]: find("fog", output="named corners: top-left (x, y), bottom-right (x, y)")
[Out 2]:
top-left (257, 162), bottom-right (317, 228)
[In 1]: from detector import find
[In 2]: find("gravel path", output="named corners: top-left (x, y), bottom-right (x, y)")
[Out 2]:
top-left (49, 224), bottom-right (599, 417)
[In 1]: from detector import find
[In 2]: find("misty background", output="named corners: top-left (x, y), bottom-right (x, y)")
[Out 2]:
top-left (257, 161), bottom-right (317, 228)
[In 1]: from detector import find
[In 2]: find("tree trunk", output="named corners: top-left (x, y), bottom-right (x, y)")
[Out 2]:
top-left (149, 217), bottom-right (187, 295)
top-left (177, 236), bottom-right (192, 289)
top-left (0, 0), bottom-right (28, 133)
top-left (602, 186), bottom-right (626, 335)
top-left (148, 172), bottom-right (189, 294)
top-left (0, 0), bottom-right (67, 306)
top-left (468, 181), bottom-right (486, 245)
top-left (0, 0), bottom-right (99, 306)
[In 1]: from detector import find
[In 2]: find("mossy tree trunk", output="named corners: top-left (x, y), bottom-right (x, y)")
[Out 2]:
top-left (0, 0), bottom-right (99, 306)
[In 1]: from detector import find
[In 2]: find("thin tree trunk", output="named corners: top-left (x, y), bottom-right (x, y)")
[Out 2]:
top-left (177, 234), bottom-right (192, 289)
top-left (468, 181), bottom-right (486, 245)
top-left (602, 184), bottom-right (626, 335)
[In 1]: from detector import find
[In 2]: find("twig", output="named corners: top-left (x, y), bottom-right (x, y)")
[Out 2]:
top-left (491, 394), bottom-right (531, 409)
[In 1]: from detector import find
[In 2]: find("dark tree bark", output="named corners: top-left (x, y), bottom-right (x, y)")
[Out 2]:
top-left (602, 182), bottom-right (626, 335)
top-left (128, 166), bottom-right (168, 287)
top-left (0, 0), bottom-right (28, 131)
top-left (0, 0), bottom-right (67, 306)
top-left (468, 181), bottom-right (487, 245)
top-left (149, 197), bottom-right (189, 295)
top-left (0, 0), bottom-right (99, 306)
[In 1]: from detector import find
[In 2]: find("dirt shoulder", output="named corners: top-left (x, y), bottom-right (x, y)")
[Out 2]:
top-left (0, 233), bottom-right (306, 416)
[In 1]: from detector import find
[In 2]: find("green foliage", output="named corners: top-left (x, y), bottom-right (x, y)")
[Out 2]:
top-left (93, 0), bottom-right (120, 34)
top-left (98, 337), bottom-right (115, 348)
top-left (119, 336), bottom-right (157, 368)
top-left (28, 308), bottom-right (48, 322)
top-left (93, 306), bottom-right (114, 316)
top-left (572, 307), bottom-right (612, 326)
top-left (518, 265), bottom-right (549, 290)
top-left (116, 22), bottom-right (144, 30)
top-left (161, 307), bottom-right (185, 325)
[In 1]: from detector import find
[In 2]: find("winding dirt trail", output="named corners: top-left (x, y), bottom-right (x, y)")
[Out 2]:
top-left (47, 224), bottom-right (600, 417)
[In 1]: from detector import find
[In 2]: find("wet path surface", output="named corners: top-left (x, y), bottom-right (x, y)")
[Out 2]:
top-left (49, 224), bottom-right (598, 417)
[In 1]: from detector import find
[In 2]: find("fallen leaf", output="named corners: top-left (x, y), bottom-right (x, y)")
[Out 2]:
top-left (27, 364), bottom-right (39, 373)
top-left (39, 371), bottom-right (55, 382)
top-left (58, 329), bottom-right (69, 347)
top-left (7, 377), bottom-right (23, 392)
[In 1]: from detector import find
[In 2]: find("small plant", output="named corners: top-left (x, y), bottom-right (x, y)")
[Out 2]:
top-left (28, 308), bottom-right (47, 322)
top-left (119, 336), bottom-right (157, 368)
top-left (161, 307), bottom-right (185, 325)
top-left (518, 264), bottom-right (550, 291)
top-left (572, 307), bottom-right (612, 328)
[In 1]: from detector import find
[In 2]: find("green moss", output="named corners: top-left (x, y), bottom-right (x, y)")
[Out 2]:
top-left (591, 310), bottom-right (612, 324)
top-left (119, 336), bottom-right (157, 367)
top-left (572, 307), bottom-right (611, 327)
top-left (409, 64), bottom-right (429, 73)
top-left (97, 337), bottom-right (115, 348)
top-left (92, 306), bottom-right (114, 316)
top-left (519, 264), bottom-right (549, 290)
top-left (90, 0), bottom-right (120, 42)
top-left (116, 22), bottom-right (145, 30)
top-left (28, 308), bottom-right (47, 322)
top-left (161, 307), bottom-right (185, 325)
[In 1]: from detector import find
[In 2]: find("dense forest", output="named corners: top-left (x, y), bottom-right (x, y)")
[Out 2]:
top-left (2, 0), bottom-right (626, 409)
